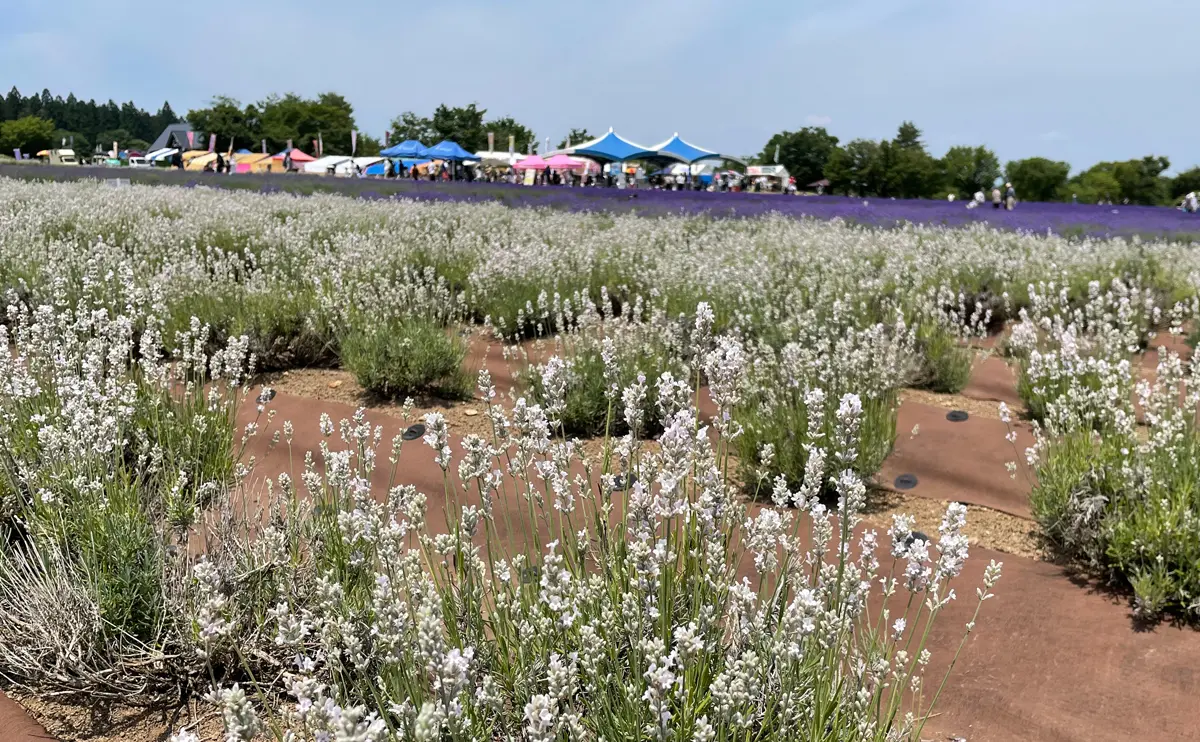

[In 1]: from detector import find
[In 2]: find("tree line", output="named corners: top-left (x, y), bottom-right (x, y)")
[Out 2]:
top-left (0, 86), bottom-right (179, 156)
top-left (759, 123), bottom-right (1198, 206)
top-left (1, 87), bottom-right (597, 163)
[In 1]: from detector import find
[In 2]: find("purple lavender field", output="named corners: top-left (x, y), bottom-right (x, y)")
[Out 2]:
top-left (5, 164), bottom-right (1198, 240)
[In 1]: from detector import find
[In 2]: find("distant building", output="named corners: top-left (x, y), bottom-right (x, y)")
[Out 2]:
top-left (147, 122), bottom-right (197, 153)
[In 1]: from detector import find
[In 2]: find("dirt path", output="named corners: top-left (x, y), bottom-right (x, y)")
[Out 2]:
top-left (237, 391), bottom-right (1200, 742)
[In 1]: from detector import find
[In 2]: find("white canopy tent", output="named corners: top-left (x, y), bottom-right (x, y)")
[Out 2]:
top-left (147, 148), bottom-right (178, 162)
top-left (335, 157), bottom-right (385, 176)
top-left (658, 162), bottom-right (721, 178)
top-left (473, 150), bottom-right (527, 166)
top-left (303, 156), bottom-right (352, 175)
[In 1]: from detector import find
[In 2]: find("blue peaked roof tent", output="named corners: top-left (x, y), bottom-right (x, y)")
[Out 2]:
top-left (558, 128), bottom-right (683, 164)
top-left (420, 140), bottom-right (476, 161)
top-left (646, 133), bottom-right (746, 165)
top-left (379, 139), bottom-right (427, 157)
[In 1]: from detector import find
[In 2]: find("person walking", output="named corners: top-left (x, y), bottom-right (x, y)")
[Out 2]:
top-left (1005, 182), bottom-right (1016, 210)
top-left (991, 186), bottom-right (1002, 209)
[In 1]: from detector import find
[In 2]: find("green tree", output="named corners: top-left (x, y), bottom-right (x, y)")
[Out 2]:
top-left (1067, 168), bottom-right (1122, 204)
top-left (1, 116), bottom-right (59, 153)
top-left (51, 129), bottom-right (88, 153)
top-left (558, 128), bottom-right (593, 149)
top-left (1170, 166), bottom-right (1200, 201)
top-left (388, 111), bottom-right (436, 144)
top-left (1005, 157), bottom-right (1070, 202)
top-left (258, 94), bottom-right (314, 153)
top-left (881, 123), bottom-right (940, 198)
top-left (96, 128), bottom-right (135, 151)
top-left (487, 116), bottom-right (536, 154)
top-left (1112, 156), bottom-right (1170, 204)
top-left (757, 127), bottom-right (840, 188)
top-left (824, 139), bottom-right (885, 196)
top-left (248, 93), bottom-right (359, 155)
top-left (940, 145), bottom-right (1001, 199)
top-left (430, 103), bottom-right (487, 151)
top-left (355, 133), bottom-right (382, 156)
top-left (894, 121), bottom-right (923, 150)
top-left (186, 96), bottom-right (262, 152)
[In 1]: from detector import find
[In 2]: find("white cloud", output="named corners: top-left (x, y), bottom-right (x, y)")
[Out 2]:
top-left (805, 114), bottom-right (832, 127)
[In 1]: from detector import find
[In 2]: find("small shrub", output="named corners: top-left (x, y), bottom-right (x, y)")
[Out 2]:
top-left (736, 388), bottom-right (898, 496)
top-left (913, 322), bottom-right (974, 393)
top-left (525, 342), bottom-right (682, 438)
top-left (1027, 392), bottom-right (1200, 620)
top-left (341, 316), bottom-right (472, 400)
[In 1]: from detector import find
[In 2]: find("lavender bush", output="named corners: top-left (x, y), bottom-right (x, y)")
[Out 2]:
top-left (178, 357), bottom-right (1001, 742)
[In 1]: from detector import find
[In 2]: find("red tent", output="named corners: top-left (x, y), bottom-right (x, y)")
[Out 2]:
top-left (273, 148), bottom-right (316, 169)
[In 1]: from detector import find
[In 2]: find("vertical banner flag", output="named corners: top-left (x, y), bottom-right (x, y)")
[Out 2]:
top-left (13, 149), bottom-right (20, 160)
top-left (526, 139), bottom-right (532, 155)
top-left (261, 139), bottom-right (267, 154)
top-left (545, 137), bottom-right (550, 155)
top-left (112, 141), bottom-right (118, 157)
top-left (773, 144), bottom-right (780, 164)
top-left (384, 131), bottom-right (390, 145)
top-left (209, 134), bottom-right (217, 153)
top-left (351, 130), bottom-right (357, 156)
top-left (487, 132), bottom-right (495, 153)
top-left (62, 137), bottom-right (66, 147)
top-left (508, 135), bottom-right (515, 157)
top-left (318, 132), bottom-right (324, 157)
top-left (312, 139), bottom-right (318, 156)
top-left (69, 135), bottom-right (74, 148)
top-left (287, 139), bottom-right (293, 151)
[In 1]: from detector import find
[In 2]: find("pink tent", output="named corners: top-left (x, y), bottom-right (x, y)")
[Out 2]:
top-left (544, 153), bottom-right (594, 171)
top-left (513, 154), bottom-right (548, 170)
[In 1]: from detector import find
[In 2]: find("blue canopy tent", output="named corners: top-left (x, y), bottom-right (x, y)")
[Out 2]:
top-left (380, 140), bottom-right (427, 157)
top-left (556, 128), bottom-right (679, 164)
top-left (365, 157), bottom-right (433, 176)
top-left (646, 133), bottom-right (745, 165)
top-left (235, 148), bottom-right (252, 154)
top-left (421, 140), bottom-right (476, 161)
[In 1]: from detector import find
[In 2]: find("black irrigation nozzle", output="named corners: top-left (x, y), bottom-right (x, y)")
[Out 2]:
top-left (904, 530), bottom-right (930, 548)
top-left (610, 473), bottom-right (637, 492)
top-left (257, 388), bottom-right (276, 404)
top-left (402, 423), bottom-right (426, 441)
top-left (893, 473), bottom-right (919, 490)
top-left (946, 410), bottom-right (969, 422)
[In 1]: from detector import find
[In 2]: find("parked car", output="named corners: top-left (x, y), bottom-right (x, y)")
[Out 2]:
top-left (128, 156), bottom-right (151, 168)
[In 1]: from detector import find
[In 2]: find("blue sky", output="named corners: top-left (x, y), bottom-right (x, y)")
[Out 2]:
top-left (3, 0), bottom-right (1194, 172)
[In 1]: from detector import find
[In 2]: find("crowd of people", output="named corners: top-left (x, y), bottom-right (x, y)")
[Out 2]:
top-left (964, 183), bottom-right (1018, 210)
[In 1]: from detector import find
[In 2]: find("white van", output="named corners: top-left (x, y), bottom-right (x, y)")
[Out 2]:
top-left (128, 156), bottom-right (151, 168)
top-left (48, 149), bottom-right (78, 165)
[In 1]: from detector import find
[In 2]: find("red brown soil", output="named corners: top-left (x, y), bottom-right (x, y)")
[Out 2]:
top-left (231, 391), bottom-right (1200, 742)
top-left (879, 400), bottom-right (1036, 519)
top-left (961, 354), bottom-right (1026, 411)
top-left (0, 691), bottom-right (52, 740)
top-left (14, 331), bottom-right (1200, 741)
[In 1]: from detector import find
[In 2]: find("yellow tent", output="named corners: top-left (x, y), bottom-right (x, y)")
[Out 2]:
top-left (233, 153), bottom-right (272, 172)
top-left (185, 152), bottom-right (219, 171)
top-left (180, 150), bottom-right (208, 163)
top-left (251, 156), bottom-right (286, 173)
